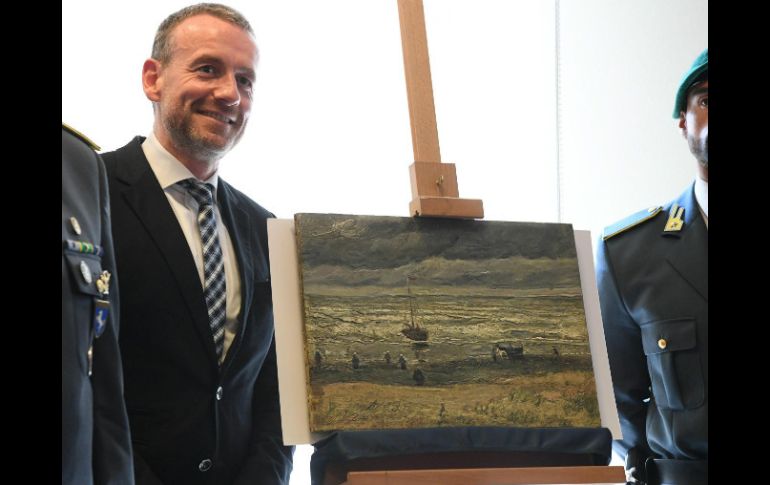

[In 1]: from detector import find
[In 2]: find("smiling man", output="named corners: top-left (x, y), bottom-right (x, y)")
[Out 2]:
top-left (101, 4), bottom-right (293, 484)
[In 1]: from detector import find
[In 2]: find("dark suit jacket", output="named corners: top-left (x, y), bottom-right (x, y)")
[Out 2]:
top-left (62, 126), bottom-right (134, 485)
top-left (102, 137), bottom-right (293, 485)
top-left (596, 183), bottom-right (707, 466)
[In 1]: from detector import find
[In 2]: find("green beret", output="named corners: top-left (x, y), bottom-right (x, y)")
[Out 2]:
top-left (672, 48), bottom-right (708, 118)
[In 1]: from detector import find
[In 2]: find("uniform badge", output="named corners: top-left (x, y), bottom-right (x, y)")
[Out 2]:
top-left (69, 216), bottom-right (82, 235)
top-left (79, 260), bottom-right (92, 284)
top-left (65, 239), bottom-right (104, 257)
top-left (96, 271), bottom-right (111, 296)
top-left (93, 298), bottom-right (110, 338)
top-left (664, 204), bottom-right (685, 232)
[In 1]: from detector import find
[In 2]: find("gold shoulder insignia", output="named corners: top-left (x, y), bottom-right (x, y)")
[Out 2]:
top-left (62, 123), bottom-right (101, 152)
top-left (663, 203), bottom-right (685, 233)
top-left (603, 206), bottom-right (663, 240)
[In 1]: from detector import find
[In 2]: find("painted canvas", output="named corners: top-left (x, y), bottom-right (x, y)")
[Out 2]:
top-left (294, 214), bottom-right (600, 431)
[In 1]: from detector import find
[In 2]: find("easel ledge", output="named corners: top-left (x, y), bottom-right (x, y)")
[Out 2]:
top-left (343, 465), bottom-right (626, 485)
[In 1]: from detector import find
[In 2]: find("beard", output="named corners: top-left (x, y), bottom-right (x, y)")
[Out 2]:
top-left (161, 106), bottom-right (246, 163)
top-left (699, 136), bottom-right (708, 169)
top-left (689, 134), bottom-right (708, 169)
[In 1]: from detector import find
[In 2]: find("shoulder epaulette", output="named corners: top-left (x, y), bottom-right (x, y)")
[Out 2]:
top-left (602, 206), bottom-right (663, 240)
top-left (62, 123), bottom-right (101, 152)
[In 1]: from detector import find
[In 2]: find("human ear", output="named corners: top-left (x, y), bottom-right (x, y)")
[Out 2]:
top-left (142, 59), bottom-right (162, 102)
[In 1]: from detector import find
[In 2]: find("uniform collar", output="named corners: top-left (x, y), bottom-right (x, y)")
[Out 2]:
top-left (694, 176), bottom-right (708, 219)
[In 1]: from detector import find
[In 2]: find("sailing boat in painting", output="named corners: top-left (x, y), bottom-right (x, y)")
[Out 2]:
top-left (294, 213), bottom-right (601, 432)
top-left (402, 274), bottom-right (428, 342)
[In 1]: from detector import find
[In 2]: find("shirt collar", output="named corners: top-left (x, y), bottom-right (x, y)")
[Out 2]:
top-left (141, 132), bottom-right (219, 197)
top-left (694, 175), bottom-right (708, 219)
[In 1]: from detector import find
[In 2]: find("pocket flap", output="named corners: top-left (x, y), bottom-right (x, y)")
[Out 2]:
top-left (64, 252), bottom-right (102, 297)
top-left (641, 318), bottom-right (696, 355)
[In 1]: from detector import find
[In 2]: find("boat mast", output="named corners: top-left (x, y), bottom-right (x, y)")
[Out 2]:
top-left (407, 274), bottom-right (419, 330)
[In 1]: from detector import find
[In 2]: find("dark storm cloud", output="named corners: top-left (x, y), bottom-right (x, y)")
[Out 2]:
top-left (295, 214), bottom-right (576, 270)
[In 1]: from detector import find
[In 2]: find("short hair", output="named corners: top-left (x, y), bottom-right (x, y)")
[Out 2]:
top-left (151, 3), bottom-right (254, 63)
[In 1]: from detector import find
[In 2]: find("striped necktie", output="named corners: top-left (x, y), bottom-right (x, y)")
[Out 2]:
top-left (179, 179), bottom-right (226, 362)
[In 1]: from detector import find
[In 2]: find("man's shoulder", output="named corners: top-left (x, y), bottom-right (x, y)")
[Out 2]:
top-left (602, 206), bottom-right (665, 242)
top-left (62, 123), bottom-right (101, 152)
top-left (602, 185), bottom-right (696, 246)
top-left (100, 137), bottom-right (150, 187)
top-left (100, 136), bottom-right (146, 165)
top-left (219, 179), bottom-right (275, 219)
top-left (62, 124), bottom-right (103, 184)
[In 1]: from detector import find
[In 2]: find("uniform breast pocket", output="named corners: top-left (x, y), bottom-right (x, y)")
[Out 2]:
top-left (641, 318), bottom-right (704, 410)
top-left (64, 252), bottom-right (103, 297)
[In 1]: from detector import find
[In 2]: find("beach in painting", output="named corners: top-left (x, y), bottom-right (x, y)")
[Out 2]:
top-left (294, 214), bottom-right (600, 432)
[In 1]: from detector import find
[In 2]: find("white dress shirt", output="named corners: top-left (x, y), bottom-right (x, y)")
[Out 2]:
top-left (694, 175), bottom-right (708, 228)
top-left (142, 133), bottom-right (242, 364)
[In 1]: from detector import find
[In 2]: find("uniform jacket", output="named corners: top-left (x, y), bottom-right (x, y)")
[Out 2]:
top-left (596, 183), bottom-right (707, 465)
top-left (102, 137), bottom-right (293, 485)
top-left (62, 126), bottom-right (134, 485)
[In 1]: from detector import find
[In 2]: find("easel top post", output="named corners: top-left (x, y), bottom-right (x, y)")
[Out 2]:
top-left (398, 0), bottom-right (441, 164)
top-left (398, 0), bottom-right (484, 219)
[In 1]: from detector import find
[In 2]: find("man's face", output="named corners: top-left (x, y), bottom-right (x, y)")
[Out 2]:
top-left (147, 14), bottom-right (258, 163)
top-left (679, 79), bottom-right (708, 170)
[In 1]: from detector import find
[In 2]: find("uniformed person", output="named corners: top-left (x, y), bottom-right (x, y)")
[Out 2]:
top-left (596, 49), bottom-right (708, 485)
top-left (62, 124), bottom-right (134, 484)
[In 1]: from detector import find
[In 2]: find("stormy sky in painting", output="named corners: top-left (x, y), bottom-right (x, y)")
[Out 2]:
top-left (294, 214), bottom-right (580, 290)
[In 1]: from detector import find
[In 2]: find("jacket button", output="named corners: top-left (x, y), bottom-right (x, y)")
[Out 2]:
top-left (657, 338), bottom-right (667, 350)
top-left (216, 386), bottom-right (223, 400)
top-left (198, 459), bottom-right (212, 472)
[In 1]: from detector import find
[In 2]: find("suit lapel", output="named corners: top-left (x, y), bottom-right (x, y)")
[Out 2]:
top-left (114, 141), bottom-right (220, 370)
top-left (665, 184), bottom-right (708, 302)
top-left (217, 181), bottom-right (259, 367)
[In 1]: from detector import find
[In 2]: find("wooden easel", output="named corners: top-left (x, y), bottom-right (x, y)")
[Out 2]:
top-left (398, 0), bottom-right (484, 219)
top-left (325, 3), bottom-right (626, 483)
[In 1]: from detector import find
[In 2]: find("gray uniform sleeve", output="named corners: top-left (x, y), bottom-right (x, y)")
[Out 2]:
top-left (595, 237), bottom-right (652, 461)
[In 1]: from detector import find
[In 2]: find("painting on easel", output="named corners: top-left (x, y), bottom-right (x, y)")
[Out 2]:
top-left (294, 213), bottom-right (601, 432)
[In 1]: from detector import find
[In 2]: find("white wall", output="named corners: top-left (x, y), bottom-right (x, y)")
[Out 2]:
top-left (62, 1), bottom-right (706, 483)
top-left (557, 0), bottom-right (708, 238)
top-left (62, 0), bottom-right (557, 223)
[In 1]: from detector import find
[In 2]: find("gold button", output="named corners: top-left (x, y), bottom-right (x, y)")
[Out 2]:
top-left (658, 338), bottom-right (667, 350)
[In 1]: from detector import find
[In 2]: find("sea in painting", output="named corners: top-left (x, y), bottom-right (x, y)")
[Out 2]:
top-left (294, 214), bottom-right (600, 432)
